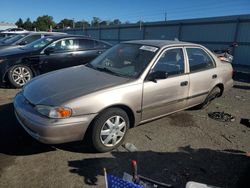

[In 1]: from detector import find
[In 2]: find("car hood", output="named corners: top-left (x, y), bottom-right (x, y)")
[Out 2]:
top-left (0, 46), bottom-right (36, 58)
top-left (23, 66), bottom-right (131, 106)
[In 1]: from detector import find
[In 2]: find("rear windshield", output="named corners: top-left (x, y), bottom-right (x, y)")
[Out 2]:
top-left (3, 34), bottom-right (28, 44)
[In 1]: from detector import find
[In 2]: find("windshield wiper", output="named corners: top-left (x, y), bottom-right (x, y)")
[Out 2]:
top-left (96, 67), bottom-right (127, 77)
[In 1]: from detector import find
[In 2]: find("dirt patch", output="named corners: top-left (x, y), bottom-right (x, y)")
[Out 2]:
top-left (168, 112), bottom-right (196, 127)
top-left (0, 154), bottom-right (16, 176)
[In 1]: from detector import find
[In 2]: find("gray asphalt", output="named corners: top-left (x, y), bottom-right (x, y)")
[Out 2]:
top-left (0, 81), bottom-right (250, 188)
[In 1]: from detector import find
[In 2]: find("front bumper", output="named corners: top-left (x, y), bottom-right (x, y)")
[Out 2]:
top-left (14, 92), bottom-right (97, 144)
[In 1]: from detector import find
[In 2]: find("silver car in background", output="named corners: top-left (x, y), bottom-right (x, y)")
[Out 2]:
top-left (14, 40), bottom-right (233, 152)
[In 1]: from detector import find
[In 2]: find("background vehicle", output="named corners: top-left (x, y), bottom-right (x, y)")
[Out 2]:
top-left (0, 32), bottom-right (66, 50)
top-left (212, 43), bottom-right (238, 63)
top-left (14, 40), bottom-right (233, 152)
top-left (0, 28), bottom-right (26, 33)
top-left (0, 35), bottom-right (112, 87)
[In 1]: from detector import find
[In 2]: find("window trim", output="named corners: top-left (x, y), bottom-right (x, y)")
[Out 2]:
top-left (41, 38), bottom-right (77, 54)
top-left (145, 46), bottom-right (188, 80)
top-left (184, 46), bottom-right (216, 74)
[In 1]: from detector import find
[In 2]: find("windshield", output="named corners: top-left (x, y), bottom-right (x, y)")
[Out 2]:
top-left (3, 34), bottom-right (27, 44)
top-left (88, 43), bottom-right (158, 78)
top-left (22, 37), bottom-right (54, 50)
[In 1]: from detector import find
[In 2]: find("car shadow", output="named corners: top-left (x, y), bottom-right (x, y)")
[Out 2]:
top-left (0, 103), bottom-right (56, 155)
top-left (68, 146), bottom-right (250, 188)
top-left (233, 85), bottom-right (250, 90)
top-left (0, 102), bottom-right (96, 156)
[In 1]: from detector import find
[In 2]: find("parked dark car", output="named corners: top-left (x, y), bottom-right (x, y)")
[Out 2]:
top-left (0, 32), bottom-right (66, 50)
top-left (0, 35), bottom-right (112, 87)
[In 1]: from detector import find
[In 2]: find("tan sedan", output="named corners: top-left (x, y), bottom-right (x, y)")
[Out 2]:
top-left (14, 40), bottom-right (233, 152)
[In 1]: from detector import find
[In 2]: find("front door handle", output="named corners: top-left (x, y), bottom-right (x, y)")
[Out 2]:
top-left (180, 81), bottom-right (188, 86)
top-left (212, 74), bottom-right (217, 79)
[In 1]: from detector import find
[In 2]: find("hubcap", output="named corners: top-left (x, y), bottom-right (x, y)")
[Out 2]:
top-left (12, 67), bottom-right (31, 86)
top-left (100, 115), bottom-right (126, 147)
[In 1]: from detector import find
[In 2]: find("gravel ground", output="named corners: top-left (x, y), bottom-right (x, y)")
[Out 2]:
top-left (0, 81), bottom-right (250, 188)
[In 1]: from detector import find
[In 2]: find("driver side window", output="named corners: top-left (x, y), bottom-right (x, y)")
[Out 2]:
top-left (153, 48), bottom-right (185, 76)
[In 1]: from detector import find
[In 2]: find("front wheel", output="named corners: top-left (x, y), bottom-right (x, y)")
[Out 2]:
top-left (91, 108), bottom-right (129, 152)
top-left (8, 65), bottom-right (33, 88)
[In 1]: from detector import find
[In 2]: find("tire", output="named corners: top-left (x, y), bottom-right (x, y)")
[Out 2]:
top-left (8, 65), bottom-right (33, 88)
top-left (91, 108), bottom-right (129, 152)
top-left (196, 86), bottom-right (221, 109)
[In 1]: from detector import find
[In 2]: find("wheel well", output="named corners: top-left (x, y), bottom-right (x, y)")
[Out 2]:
top-left (215, 83), bottom-right (224, 97)
top-left (102, 105), bottom-right (135, 128)
top-left (83, 105), bottom-right (135, 143)
top-left (3, 64), bottom-right (37, 83)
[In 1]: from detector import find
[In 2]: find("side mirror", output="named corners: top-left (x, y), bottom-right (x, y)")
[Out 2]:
top-left (148, 71), bottom-right (168, 82)
top-left (19, 40), bottom-right (28, 45)
top-left (44, 47), bottom-right (54, 55)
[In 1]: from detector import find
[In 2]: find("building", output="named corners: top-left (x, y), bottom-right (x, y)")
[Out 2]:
top-left (0, 22), bottom-right (17, 31)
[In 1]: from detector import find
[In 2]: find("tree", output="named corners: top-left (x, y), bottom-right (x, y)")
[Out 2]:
top-left (99, 20), bottom-right (110, 26)
top-left (91, 17), bottom-right (101, 27)
top-left (110, 19), bottom-right (121, 25)
top-left (57, 19), bottom-right (74, 29)
top-left (15, 18), bottom-right (24, 28)
top-left (23, 18), bottom-right (33, 31)
top-left (74, 20), bottom-right (90, 28)
top-left (34, 15), bottom-right (56, 31)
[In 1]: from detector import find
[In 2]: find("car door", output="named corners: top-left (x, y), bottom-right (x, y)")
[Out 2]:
top-left (71, 39), bottom-right (106, 66)
top-left (185, 47), bottom-right (218, 107)
top-left (39, 38), bottom-right (78, 73)
top-left (142, 47), bottom-right (189, 121)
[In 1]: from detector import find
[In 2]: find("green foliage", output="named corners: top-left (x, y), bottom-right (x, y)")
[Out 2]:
top-left (16, 16), bottom-right (125, 30)
top-left (75, 20), bottom-right (90, 28)
top-left (91, 17), bottom-right (101, 27)
top-left (57, 19), bottom-right (74, 29)
top-left (34, 15), bottom-right (56, 31)
top-left (15, 18), bottom-right (24, 28)
top-left (23, 18), bottom-right (33, 31)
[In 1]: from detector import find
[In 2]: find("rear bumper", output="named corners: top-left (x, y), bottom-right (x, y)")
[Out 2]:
top-left (14, 92), bottom-right (96, 144)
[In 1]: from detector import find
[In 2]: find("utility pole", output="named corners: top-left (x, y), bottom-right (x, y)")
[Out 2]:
top-left (139, 17), bottom-right (142, 30)
top-left (165, 11), bottom-right (167, 22)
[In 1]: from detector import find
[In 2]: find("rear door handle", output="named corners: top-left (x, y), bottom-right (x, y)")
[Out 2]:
top-left (212, 74), bottom-right (217, 79)
top-left (180, 81), bottom-right (188, 86)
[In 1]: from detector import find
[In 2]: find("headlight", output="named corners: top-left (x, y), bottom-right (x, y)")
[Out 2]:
top-left (35, 105), bottom-right (72, 119)
top-left (0, 59), bottom-right (4, 63)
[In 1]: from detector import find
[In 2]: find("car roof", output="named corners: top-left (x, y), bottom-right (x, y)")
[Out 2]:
top-left (26, 31), bottom-right (67, 35)
top-left (45, 34), bottom-right (98, 40)
top-left (123, 40), bottom-right (199, 48)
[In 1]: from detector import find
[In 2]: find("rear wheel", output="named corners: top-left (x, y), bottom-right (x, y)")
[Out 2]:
top-left (91, 108), bottom-right (129, 152)
top-left (8, 65), bottom-right (33, 88)
top-left (197, 86), bottom-right (221, 109)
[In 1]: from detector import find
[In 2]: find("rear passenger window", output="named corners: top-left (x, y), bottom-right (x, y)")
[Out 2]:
top-left (78, 39), bottom-right (94, 50)
top-left (153, 48), bottom-right (185, 76)
top-left (186, 48), bottom-right (215, 72)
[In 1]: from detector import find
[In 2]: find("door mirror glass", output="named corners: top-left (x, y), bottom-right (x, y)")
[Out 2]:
top-left (44, 47), bottom-right (54, 55)
top-left (148, 71), bottom-right (168, 82)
